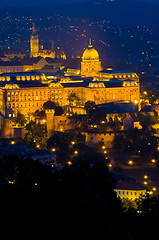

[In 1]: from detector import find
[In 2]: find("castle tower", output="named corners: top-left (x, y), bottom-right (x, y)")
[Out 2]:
top-left (45, 109), bottom-right (55, 133)
top-left (30, 23), bottom-right (39, 58)
top-left (81, 39), bottom-right (102, 77)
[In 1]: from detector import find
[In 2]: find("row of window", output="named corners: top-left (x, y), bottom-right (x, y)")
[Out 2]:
top-left (117, 191), bottom-right (144, 196)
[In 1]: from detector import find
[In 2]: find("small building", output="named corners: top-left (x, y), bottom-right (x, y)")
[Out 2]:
top-left (114, 180), bottom-right (147, 201)
top-left (84, 130), bottom-right (121, 148)
top-left (30, 152), bottom-right (56, 167)
top-left (123, 113), bottom-right (142, 130)
top-left (45, 109), bottom-right (76, 132)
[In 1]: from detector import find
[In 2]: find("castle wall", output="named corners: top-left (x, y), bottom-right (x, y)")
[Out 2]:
top-left (84, 131), bottom-right (117, 149)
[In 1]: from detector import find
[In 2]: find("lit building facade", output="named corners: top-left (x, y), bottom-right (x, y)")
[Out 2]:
top-left (0, 72), bottom-right (46, 82)
top-left (30, 23), bottom-right (66, 59)
top-left (81, 39), bottom-right (102, 77)
top-left (114, 181), bottom-right (146, 201)
top-left (0, 40), bottom-right (140, 118)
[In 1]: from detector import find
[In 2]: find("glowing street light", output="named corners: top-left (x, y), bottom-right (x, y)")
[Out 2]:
top-left (144, 175), bottom-right (148, 179)
top-left (151, 159), bottom-right (156, 164)
top-left (42, 119), bottom-right (46, 124)
top-left (128, 160), bottom-right (133, 166)
top-left (74, 150), bottom-right (78, 155)
top-left (68, 161), bottom-right (72, 165)
top-left (52, 148), bottom-right (56, 152)
top-left (102, 146), bottom-right (106, 150)
top-left (108, 163), bottom-right (112, 168)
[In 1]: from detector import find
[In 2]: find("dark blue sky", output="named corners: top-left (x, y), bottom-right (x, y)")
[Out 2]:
top-left (0, 0), bottom-right (85, 7)
top-left (0, 0), bottom-right (159, 8)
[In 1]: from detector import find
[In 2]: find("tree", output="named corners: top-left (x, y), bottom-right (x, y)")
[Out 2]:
top-left (25, 121), bottom-right (46, 148)
top-left (84, 101), bottom-right (97, 113)
top-left (43, 101), bottom-right (64, 116)
top-left (34, 110), bottom-right (45, 118)
top-left (113, 134), bottom-right (128, 152)
top-left (11, 111), bottom-right (27, 128)
top-left (47, 131), bottom-right (73, 150)
top-left (0, 154), bottom-right (159, 239)
top-left (68, 92), bottom-right (80, 106)
top-left (54, 106), bottom-right (64, 116)
top-left (43, 100), bottom-right (56, 110)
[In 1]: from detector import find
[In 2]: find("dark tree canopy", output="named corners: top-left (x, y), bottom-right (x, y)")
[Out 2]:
top-left (0, 154), bottom-right (158, 239)
top-left (84, 100), bottom-right (97, 113)
top-left (43, 100), bottom-right (56, 110)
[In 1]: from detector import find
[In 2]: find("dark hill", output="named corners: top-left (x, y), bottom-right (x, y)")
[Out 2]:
top-left (0, 0), bottom-right (159, 27)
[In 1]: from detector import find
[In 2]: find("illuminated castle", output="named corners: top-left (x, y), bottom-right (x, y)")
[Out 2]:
top-left (0, 39), bottom-right (140, 120)
top-left (30, 23), bottom-right (66, 59)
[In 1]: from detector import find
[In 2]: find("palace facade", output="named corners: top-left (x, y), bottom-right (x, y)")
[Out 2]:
top-left (0, 40), bottom-right (140, 118)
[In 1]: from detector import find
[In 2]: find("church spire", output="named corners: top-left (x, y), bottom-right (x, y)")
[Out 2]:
top-left (88, 38), bottom-right (92, 48)
top-left (32, 22), bottom-right (36, 35)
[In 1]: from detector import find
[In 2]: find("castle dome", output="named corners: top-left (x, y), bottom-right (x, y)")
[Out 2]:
top-left (82, 39), bottom-right (99, 61)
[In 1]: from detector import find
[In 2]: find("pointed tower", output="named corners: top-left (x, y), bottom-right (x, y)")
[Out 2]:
top-left (81, 39), bottom-right (102, 77)
top-left (30, 23), bottom-right (39, 58)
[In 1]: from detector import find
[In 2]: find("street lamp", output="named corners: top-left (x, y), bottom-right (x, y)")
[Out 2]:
top-left (108, 163), bottom-right (112, 168)
top-left (144, 175), bottom-right (148, 179)
top-left (151, 159), bottom-right (156, 164)
top-left (128, 160), bottom-right (133, 166)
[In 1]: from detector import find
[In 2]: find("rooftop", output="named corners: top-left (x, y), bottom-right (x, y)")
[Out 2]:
top-left (3, 80), bottom-right (47, 88)
top-left (115, 180), bottom-right (147, 191)
top-left (0, 71), bottom-right (44, 77)
top-left (99, 69), bottom-right (136, 74)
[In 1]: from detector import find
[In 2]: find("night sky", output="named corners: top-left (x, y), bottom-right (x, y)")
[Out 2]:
top-left (0, 0), bottom-right (159, 8)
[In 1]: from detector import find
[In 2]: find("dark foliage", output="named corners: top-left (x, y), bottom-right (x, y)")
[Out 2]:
top-left (0, 154), bottom-right (159, 240)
